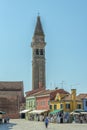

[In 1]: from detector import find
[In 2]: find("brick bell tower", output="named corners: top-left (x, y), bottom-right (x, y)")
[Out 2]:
top-left (31, 16), bottom-right (46, 90)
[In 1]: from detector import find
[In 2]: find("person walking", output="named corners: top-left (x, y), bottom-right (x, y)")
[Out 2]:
top-left (45, 116), bottom-right (49, 128)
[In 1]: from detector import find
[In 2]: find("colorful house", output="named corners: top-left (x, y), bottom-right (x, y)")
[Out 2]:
top-left (26, 88), bottom-right (45, 109)
top-left (35, 89), bottom-right (69, 111)
top-left (26, 96), bottom-right (36, 111)
top-left (77, 94), bottom-right (87, 111)
top-left (26, 89), bottom-right (53, 111)
top-left (25, 88), bottom-right (69, 119)
top-left (36, 90), bottom-right (52, 110)
top-left (25, 89), bottom-right (51, 119)
top-left (25, 88), bottom-right (45, 119)
top-left (50, 89), bottom-right (82, 113)
top-left (25, 96), bottom-right (36, 120)
top-left (83, 97), bottom-right (87, 111)
top-left (49, 89), bottom-right (69, 111)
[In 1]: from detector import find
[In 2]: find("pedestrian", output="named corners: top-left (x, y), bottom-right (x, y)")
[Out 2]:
top-left (45, 116), bottom-right (49, 128)
top-left (7, 116), bottom-right (10, 123)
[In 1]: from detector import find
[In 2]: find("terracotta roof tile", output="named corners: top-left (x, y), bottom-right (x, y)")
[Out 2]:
top-left (26, 88), bottom-right (69, 99)
top-left (26, 89), bottom-right (54, 97)
top-left (25, 88), bottom-right (45, 97)
top-left (77, 94), bottom-right (87, 99)
top-left (63, 94), bottom-right (82, 101)
top-left (62, 94), bottom-right (72, 100)
top-left (50, 89), bottom-right (69, 100)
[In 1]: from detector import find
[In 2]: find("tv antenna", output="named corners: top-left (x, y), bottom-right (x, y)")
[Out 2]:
top-left (60, 80), bottom-right (65, 89)
top-left (70, 83), bottom-right (80, 89)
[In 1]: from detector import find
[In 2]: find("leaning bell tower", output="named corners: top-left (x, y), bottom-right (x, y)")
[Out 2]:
top-left (31, 16), bottom-right (46, 90)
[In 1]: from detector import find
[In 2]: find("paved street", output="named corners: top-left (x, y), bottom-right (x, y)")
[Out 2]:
top-left (0, 119), bottom-right (87, 130)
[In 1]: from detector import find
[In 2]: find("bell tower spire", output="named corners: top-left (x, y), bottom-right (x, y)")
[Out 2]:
top-left (34, 15), bottom-right (44, 36)
top-left (31, 16), bottom-right (46, 90)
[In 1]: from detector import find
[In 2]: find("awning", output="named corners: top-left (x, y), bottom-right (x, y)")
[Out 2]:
top-left (29, 109), bottom-right (48, 114)
top-left (70, 111), bottom-right (80, 115)
top-left (0, 111), bottom-right (6, 114)
top-left (50, 109), bottom-right (63, 115)
top-left (74, 109), bottom-right (84, 112)
top-left (70, 109), bottom-right (85, 115)
top-left (80, 111), bottom-right (87, 114)
top-left (19, 109), bottom-right (31, 114)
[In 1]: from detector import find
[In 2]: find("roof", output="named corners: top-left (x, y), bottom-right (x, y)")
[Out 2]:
top-left (77, 94), bottom-right (87, 99)
top-left (25, 88), bottom-right (46, 97)
top-left (62, 94), bottom-right (72, 101)
top-left (34, 16), bottom-right (44, 36)
top-left (26, 89), bottom-right (54, 97)
top-left (35, 89), bottom-right (54, 97)
top-left (50, 89), bottom-right (69, 100)
top-left (0, 81), bottom-right (23, 91)
top-left (62, 94), bottom-right (81, 101)
top-left (26, 88), bottom-right (69, 99)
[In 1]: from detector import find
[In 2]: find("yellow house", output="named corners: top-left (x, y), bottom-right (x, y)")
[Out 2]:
top-left (50, 89), bottom-right (82, 112)
top-left (49, 89), bottom-right (69, 111)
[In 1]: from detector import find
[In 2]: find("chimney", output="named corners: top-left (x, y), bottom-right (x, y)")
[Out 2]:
top-left (71, 89), bottom-right (76, 100)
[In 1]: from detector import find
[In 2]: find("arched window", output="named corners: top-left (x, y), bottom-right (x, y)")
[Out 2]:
top-left (40, 49), bottom-right (43, 55)
top-left (36, 49), bottom-right (39, 55)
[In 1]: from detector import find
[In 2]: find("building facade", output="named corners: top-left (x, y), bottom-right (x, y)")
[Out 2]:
top-left (0, 81), bottom-right (24, 118)
top-left (50, 89), bottom-right (82, 112)
top-left (77, 94), bottom-right (87, 111)
top-left (83, 98), bottom-right (87, 111)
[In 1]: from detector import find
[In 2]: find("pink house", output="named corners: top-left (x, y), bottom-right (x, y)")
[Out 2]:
top-left (36, 90), bottom-right (51, 110)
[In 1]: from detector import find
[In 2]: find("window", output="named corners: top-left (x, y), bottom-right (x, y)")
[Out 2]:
top-left (30, 101), bottom-right (33, 107)
top-left (50, 105), bottom-right (52, 110)
top-left (66, 104), bottom-right (70, 109)
top-left (36, 102), bottom-right (38, 106)
top-left (48, 101), bottom-right (50, 105)
top-left (40, 49), bottom-right (43, 55)
top-left (85, 101), bottom-right (87, 107)
top-left (41, 101), bottom-right (45, 105)
top-left (54, 105), bottom-right (57, 110)
top-left (36, 49), bottom-right (39, 55)
top-left (77, 104), bottom-right (81, 109)
top-left (28, 102), bottom-right (30, 107)
top-left (35, 49), bottom-right (44, 55)
top-left (33, 101), bottom-right (35, 107)
top-left (60, 104), bottom-right (63, 109)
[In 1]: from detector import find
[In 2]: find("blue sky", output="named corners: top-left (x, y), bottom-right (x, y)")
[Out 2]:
top-left (0, 0), bottom-right (87, 94)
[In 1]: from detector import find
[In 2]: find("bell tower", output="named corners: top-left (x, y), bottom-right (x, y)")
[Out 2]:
top-left (31, 16), bottom-right (46, 90)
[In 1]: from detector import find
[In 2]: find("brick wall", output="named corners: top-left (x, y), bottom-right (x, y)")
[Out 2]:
top-left (0, 81), bottom-right (25, 119)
